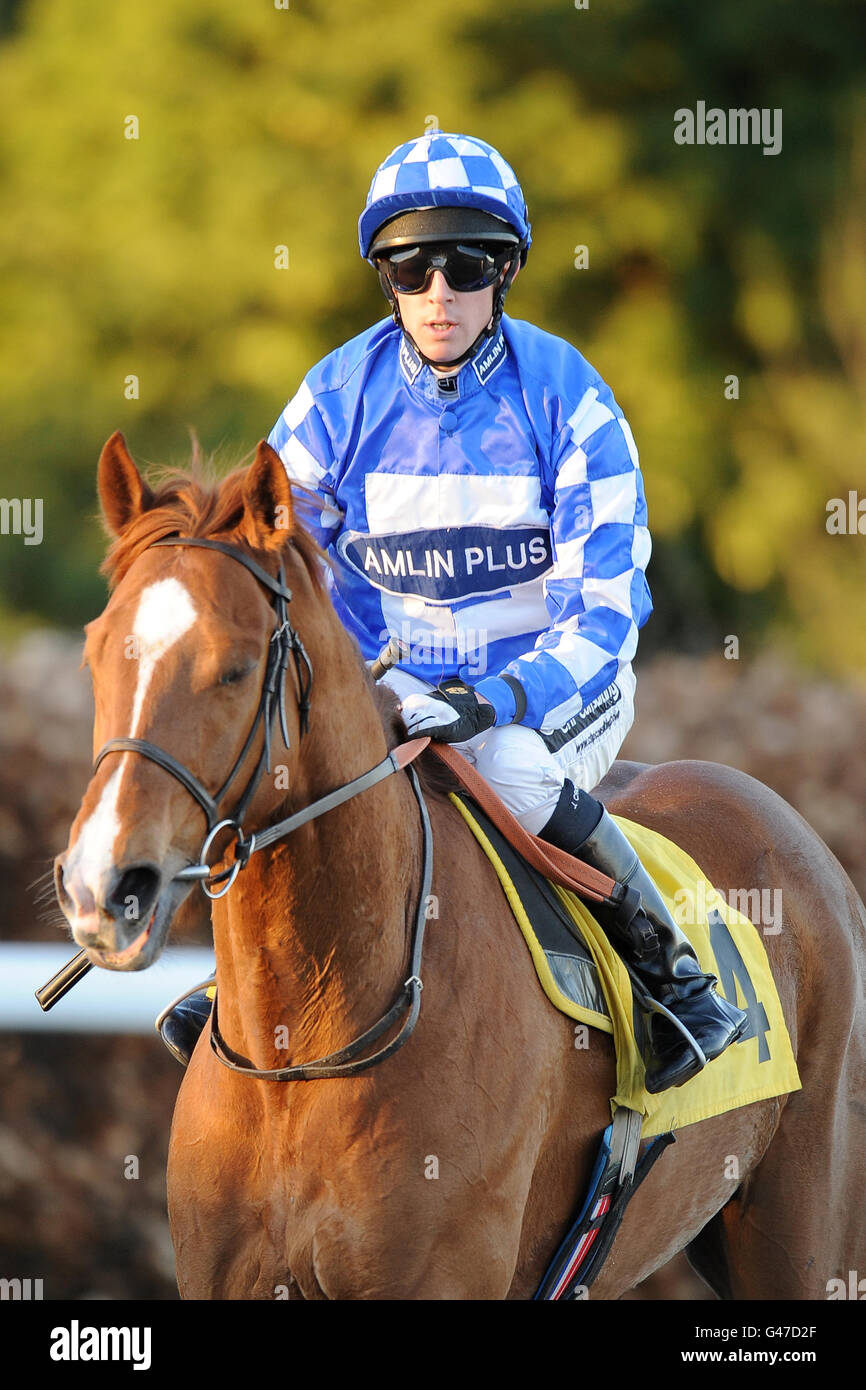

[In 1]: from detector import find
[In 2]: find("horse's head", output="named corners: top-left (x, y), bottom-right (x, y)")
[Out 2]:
top-left (54, 431), bottom-right (325, 971)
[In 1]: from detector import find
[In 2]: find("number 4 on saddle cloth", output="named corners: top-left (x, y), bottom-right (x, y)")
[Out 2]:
top-left (447, 791), bottom-right (802, 1299)
top-left (451, 793), bottom-right (801, 1138)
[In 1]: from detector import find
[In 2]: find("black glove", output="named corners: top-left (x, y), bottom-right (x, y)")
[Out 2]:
top-left (400, 679), bottom-right (497, 743)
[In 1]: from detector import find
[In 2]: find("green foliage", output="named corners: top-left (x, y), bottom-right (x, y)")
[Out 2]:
top-left (0, 0), bottom-right (864, 674)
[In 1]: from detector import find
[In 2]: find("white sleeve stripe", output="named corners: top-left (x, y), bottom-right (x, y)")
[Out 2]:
top-left (549, 534), bottom-right (586, 576)
top-left (618, 416), bottom-right (640, 467)
top-left (279, 432), bottom-right (327, 486)
top-left (632, 526), bottom-right (651, 568)
top-left (280, 380), bottom-right (315, 433)
top-left (565, 388), bottom-right (615, 448)
top-left (555, 445), bottom-right (588, 492)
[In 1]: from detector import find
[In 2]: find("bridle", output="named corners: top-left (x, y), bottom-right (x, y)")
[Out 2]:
top-left (93, 534), bottom-right (433, 1080)
top-left (96, 536), bottom-right (314, 899)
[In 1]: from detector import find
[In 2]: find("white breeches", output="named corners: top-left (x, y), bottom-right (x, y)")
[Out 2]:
top-left (382, 665), bottom-right (635, 835)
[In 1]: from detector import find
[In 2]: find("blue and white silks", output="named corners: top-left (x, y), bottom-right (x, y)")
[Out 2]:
top-left (268, 315), bottom-right (652, 736)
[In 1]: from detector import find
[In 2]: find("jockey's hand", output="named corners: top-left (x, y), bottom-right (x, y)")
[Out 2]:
top-left (400, 679), bottom-right (496, 743)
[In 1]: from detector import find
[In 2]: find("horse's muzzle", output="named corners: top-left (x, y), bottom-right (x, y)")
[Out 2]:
top-left (54, 853), bottom-right (176, 971)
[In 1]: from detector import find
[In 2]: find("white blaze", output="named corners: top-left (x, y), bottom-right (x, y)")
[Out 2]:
top-left (70, 578), bottom-right (197, 902)
top-left (70, 766), bottom-right (123, 908)
top-left (129, 579), bottom-right (198, 734)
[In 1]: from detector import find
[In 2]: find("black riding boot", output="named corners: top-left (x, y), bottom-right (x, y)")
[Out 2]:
top-left (156, 982), bottom-right (215, 1067)
top-left (540, 781), bottom-right (748, 1093)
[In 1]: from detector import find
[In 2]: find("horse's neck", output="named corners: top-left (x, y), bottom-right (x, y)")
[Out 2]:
top-left (210, 666), bottom-right (421, 1073)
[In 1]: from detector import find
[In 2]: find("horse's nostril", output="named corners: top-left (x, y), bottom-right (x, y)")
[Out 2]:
top-left (105, 864), bottom-right (162, 925)
top-left (54, 858), bottom-right (72, 911)
top-left (55, 857), bottom-right (95, 919)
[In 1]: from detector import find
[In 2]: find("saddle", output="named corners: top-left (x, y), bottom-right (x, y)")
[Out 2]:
top-left (432, 743), bottom-right (800, 1136)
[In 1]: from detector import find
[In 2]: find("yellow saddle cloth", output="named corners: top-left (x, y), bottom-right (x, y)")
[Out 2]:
top-left (450, 794), bottom-right (801, 1139)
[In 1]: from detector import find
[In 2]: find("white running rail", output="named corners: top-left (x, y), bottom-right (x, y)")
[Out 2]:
top-left (0, 943), bottom-right (214, 1033)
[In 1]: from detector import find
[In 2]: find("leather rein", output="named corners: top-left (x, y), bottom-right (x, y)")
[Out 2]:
top-left (93, 535), bottom-right (433, 1081)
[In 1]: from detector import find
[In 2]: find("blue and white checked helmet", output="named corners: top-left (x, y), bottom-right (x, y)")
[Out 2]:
top-left (358, 132), bottom-right (532, 261)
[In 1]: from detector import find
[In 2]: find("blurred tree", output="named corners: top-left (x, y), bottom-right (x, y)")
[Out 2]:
top-left (0, 0), bottom-right (863, 678)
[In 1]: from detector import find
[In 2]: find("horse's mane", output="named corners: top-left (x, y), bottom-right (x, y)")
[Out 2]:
top-left (100, 457), bottom-right (326, 594)
top-left (101, 452), bottom-right (457, 800)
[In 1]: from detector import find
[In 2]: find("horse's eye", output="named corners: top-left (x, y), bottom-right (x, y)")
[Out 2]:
top-left (219, 664), bottom-right (254, 687)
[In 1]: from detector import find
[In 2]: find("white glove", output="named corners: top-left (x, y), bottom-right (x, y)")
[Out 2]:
top-left (400, 680), bottom-right (496, 742)
top-left (400, 691), bottom-right (461, 737)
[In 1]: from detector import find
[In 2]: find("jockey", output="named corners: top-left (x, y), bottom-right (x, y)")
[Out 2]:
top-left (161, 132), bottom-right (746, 1091)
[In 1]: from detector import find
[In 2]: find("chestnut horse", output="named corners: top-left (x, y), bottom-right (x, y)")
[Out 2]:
top-left (54, 432), bottom-right (866, 1300)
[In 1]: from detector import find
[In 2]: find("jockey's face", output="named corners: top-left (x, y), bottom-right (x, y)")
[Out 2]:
top-left (396, 263), bottom-right (515, 368)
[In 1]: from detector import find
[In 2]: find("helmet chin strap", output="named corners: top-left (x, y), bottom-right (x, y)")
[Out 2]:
top-left (379, 259), bottom-right (521, 372)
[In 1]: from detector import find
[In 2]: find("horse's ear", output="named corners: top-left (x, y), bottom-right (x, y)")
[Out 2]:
top-left (240, 441), bottom-right (293, 552)
top-left (98, 431), bottom-right (154, 536)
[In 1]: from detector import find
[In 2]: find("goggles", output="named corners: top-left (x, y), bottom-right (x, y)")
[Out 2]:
top-left (378, 242), bottom-right (513, 295)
